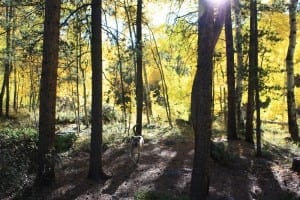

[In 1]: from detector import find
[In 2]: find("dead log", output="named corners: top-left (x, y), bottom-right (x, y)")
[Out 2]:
top-left (292, 157), bottom-right (300, 173)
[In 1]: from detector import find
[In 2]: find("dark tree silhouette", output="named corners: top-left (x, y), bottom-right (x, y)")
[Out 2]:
top-left (225, 0), bottom-right (237, 140)
top-left (36, 0), bottom-right (61, 186)
top-left (0, 2), bottom-right (13, 117)
top-left (135, 0), bottom-right (143, 136)
top-left (88, 0), bottom-right (109, 181)
top-left (190, 0), bottom-right (225, 199)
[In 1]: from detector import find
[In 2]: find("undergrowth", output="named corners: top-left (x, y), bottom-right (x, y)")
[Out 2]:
top-left (0, 127), bottom-right (38, 199)
top-left (0, 126), bottom-right (78, 199)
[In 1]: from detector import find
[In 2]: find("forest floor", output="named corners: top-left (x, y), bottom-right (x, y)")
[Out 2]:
top-left (16, 123), bottom-right (300, 200)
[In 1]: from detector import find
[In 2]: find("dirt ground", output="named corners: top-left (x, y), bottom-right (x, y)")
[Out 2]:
top-left (19, 126), bottom-right (300, 200)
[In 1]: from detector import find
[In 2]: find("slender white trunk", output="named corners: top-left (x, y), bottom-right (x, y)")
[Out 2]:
top-left (286, 0), bottom-right (299, 141)
top-left (233, 0), bottom-right (244, 132)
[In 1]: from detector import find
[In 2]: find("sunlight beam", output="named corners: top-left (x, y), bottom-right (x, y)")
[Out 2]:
top-left (208, 0), bottom-right (227, 6)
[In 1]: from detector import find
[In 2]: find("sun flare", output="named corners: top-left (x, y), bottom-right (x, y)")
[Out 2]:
top-left (209, 0), bottom-right (227, 6)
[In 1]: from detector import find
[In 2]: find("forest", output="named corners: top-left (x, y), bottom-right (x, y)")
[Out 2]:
top-left (0, 0), bottom-right (300, 199)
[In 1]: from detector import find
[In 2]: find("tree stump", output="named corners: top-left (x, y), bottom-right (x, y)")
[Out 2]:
top-left (292, 157), bottom-right (300, 173)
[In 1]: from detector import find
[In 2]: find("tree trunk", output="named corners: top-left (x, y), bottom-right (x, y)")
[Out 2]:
top-left (286, 0), bottom-right (299, 141)
top-left (233, 0), bottom-right (244, 133)
top-left (225, 1), bottom-right (237, 140)
top-left (143, 62), bottom-right (153, 124)
top-left (249, 0), bottom-right (262, 156)
top-left (88, 0), bottom-right (108, 181)
top-left (80, 64), bottom-right (89, 127)
top-left (245, 1), bottom-right (256, 144)
top-left (5, 5), bottom-right (13, 117)
top-left (35, 0), bottom-right (61, 186)
top-left (0, 76), bottom-right (6, 116)
top-left (124, 0), bottom-right (136, 135)
top-left (13, 65), bottom-right (18, 112)
top-left (29, 55), bottom-right (34, 112)
top-left (149, 31), bottom-right (173, 127)
top-left (245, 65), bottom-right (255, 141)
top-left (75, 15), bottom-right (81, 133)
top-left (12, 7), bottom-right (17, 113)
top-left (114, 1), bottom-right (128, 132)
top-left (0, 3), bottom-right (12, 117)
top-left (4, 60), bottom-right (10, 118)
top-left (135, 0), bottom-right (143, 136)
top-left (190, 1), bottom-right (225, 199)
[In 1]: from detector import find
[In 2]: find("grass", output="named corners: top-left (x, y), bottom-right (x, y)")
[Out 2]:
top-left (261, 123), bottom-right (300, 163)
top-left (54, 132), bottom-right (78, 153)
top-left (210, 119), bottom-right (300, 167)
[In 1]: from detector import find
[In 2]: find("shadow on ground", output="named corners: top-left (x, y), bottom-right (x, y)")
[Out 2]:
top-left (16, 126), bottom-right (300, 200)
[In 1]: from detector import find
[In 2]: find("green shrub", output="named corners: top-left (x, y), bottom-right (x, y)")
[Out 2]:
top-left (211, 141), bottom-right (240, 167)
top-left (54, 132), bottom-right (78, 153)
top-left (0, 127), bottom-right (38, 199)
top-left (102, 104), bottom-right (118, 123)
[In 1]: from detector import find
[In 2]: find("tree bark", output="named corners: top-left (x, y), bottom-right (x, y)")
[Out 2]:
top-left (190, 1), bottom-right (225, 199)
top-left (135, 0), bottom-right (143, 136)
top-left (225, 0), bottom-right (237, 140)
top-left (36, 0), bottom-right (60, 186)
top-left (88, 0), bottom-right (108, 181)
top-left (286, 0), bottom-right (299, 141)
top-left (249, 0), bottom-right (262, 156)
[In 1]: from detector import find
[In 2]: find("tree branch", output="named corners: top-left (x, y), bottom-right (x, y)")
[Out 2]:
top-left (60, 3), bottom-right (91, 27)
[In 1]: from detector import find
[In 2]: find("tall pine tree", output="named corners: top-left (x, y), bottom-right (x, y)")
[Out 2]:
top-left (88, 0), bottom-right (110, 181)
top-left (36, 0), bottom-right (61, 186)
